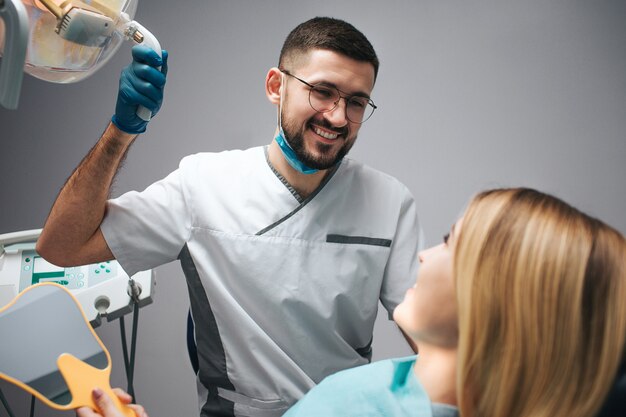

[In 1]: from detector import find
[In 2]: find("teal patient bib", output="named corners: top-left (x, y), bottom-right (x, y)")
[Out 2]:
top-left (284, 355), bottom-right (433, 417)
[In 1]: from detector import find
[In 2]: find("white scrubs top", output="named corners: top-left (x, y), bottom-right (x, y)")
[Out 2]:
top-left (101, 146), bottom-right (421, 417)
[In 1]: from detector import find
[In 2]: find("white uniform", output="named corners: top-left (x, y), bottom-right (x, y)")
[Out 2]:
top-left (101, 146), bottom-right (421, 417)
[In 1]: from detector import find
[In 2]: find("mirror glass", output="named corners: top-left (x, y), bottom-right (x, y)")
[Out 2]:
top-left (0, 284), bottom-right (108, 405)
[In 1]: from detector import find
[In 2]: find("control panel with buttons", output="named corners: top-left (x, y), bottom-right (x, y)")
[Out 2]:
top-left (1, 229), bottom-right (155, 327)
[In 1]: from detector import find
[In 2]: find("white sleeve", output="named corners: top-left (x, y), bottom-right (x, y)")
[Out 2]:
top-left (100, 169), bottom-right (191, 276)
top-left (379, 189), bottom-right (422, 319)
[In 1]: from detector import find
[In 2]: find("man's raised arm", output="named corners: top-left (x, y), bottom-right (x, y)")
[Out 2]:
top-left (36, 46), bottom-right (168, 266)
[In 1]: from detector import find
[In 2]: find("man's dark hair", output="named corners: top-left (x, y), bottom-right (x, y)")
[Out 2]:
top-left (279, 17), bottom-right (379, 80)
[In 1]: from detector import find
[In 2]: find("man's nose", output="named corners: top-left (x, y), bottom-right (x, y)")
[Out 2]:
top-left (324, 99), bottom-right (349, 127)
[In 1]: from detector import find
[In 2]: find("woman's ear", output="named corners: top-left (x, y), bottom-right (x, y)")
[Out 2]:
top-left (265, 67), bottom-right (283, 105)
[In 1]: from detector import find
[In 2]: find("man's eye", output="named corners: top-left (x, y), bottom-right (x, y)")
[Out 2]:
top-left (348, 97), bottom-right (367, 109)
top-left (311, 87), bottom-right (335, 100)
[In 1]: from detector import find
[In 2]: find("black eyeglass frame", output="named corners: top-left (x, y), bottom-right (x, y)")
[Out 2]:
top-left (280, 69), bottom-right (378, 124)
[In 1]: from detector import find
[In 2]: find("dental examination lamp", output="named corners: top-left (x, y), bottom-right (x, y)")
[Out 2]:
top-left (0, 0), bottom-right (160, 120)
top-left (0, 0), bottom-right (27, 109)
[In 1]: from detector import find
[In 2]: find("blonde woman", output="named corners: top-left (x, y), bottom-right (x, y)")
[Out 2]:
top-left (79, 188), bottom-right (626, 417)
top-left (454, 188), bottom-right (626, 417)
top-left (285, 187), bottom-right (626, 417)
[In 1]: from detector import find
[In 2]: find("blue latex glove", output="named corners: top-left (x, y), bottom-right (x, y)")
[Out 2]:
top-left (111, 45), bottom-right (168, 134)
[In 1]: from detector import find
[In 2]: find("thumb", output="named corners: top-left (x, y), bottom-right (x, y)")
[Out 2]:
top-left (92, 388), bottom-right (124, 417)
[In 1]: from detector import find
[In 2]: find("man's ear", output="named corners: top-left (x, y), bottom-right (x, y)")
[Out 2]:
top-left (265, 67), bottom-right (283, 105)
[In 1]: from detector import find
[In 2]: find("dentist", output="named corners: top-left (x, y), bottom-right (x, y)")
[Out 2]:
top-left (39, 17), bottom-right (422, 417)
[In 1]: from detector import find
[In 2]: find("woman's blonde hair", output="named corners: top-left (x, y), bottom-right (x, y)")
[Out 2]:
top-left (455, 188), bottom-right (626, 417)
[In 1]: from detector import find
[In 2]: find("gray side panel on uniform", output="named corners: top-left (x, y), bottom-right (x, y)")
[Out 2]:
top-left (179, 244), bottom-right (236, 417)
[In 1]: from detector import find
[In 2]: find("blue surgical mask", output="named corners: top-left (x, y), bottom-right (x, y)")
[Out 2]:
top-left (275, 72), bottom-right (319, 175)
top-left (274, 128), bottom-right (319, 175)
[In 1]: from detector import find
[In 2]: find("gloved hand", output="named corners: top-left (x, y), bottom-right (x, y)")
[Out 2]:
top-left (111, 45), bottom-right (168, 134)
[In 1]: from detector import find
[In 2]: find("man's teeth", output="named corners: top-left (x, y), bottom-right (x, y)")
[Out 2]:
top-left (313, 126), bottom-right (339, 140)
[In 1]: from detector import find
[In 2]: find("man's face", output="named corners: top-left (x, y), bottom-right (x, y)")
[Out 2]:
top-left (280, 49), bottom-right (376, 170)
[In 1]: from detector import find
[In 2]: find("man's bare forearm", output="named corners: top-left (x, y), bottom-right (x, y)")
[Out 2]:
top-left (36, 123), bottom-right (137, 266)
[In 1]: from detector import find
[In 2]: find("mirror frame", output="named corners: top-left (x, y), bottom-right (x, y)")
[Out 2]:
top-left (0, 282), bottom-right (134, 416)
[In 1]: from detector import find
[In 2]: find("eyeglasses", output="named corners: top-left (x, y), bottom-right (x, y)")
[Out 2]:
top-left (280, 69), bottom-right (377, 124)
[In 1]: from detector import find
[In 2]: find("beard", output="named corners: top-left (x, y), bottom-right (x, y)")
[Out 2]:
top-left (281, 110), bottom-right (356, 170)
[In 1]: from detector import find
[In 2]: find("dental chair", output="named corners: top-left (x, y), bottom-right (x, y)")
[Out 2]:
top-left (597, 359), bottom-right (626, 417)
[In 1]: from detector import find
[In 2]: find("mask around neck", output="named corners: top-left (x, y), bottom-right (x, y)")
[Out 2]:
top-left (274, 128), bottom-right (319, 175)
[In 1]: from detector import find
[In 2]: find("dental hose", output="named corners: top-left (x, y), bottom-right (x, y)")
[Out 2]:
top-left (0, 387), bottom-right (16, 417)
top-left (120, 279), bottom-right (141, 403)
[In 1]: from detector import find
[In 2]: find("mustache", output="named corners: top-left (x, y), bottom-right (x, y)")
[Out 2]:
top-left (309, 117), bottom-right (349, 137)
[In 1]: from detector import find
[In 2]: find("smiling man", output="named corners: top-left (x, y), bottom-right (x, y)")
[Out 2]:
top-left (38, 17), bottom-right (422, 417)
top-left (265, 44), bottom-right (376, 197)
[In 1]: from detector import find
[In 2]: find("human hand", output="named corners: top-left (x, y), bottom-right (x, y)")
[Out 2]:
top-left (76, 388), bottom-right (149, 417)
top-left (111, 45), bottom-right (169, 134)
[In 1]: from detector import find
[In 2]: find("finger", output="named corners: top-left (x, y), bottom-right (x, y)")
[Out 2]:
top-left (128, 404), bottom-right (149, 417)
top-left (119, 75), bottom-right (160, 110)
top-left (131, 45), bottom-right (162, 67)
top-left (92, 388), bottom-right (124, 417)
top-left (130, 62), bottom-right (166, 88)
top-left (112, 388), bottom-right (133, 404)
top-left (76, 406), bottom-right (100, 417)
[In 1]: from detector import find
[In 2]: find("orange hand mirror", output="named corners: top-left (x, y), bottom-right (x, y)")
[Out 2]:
top-left (0, 282), bottom-right (135, 416)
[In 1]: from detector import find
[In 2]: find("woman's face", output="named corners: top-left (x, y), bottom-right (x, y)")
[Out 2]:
top-left (393, 219), bottom-right (462, 349)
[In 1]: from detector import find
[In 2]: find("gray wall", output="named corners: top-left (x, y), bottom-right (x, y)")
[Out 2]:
top-left (1, 1), bottom-right (625, 416)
